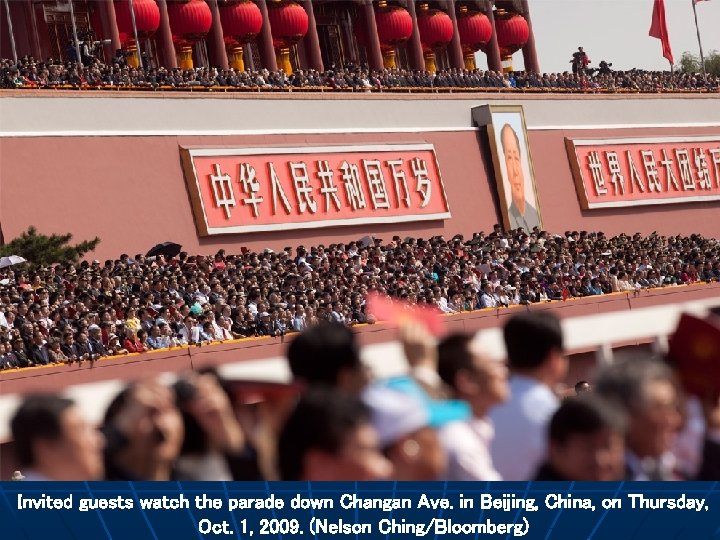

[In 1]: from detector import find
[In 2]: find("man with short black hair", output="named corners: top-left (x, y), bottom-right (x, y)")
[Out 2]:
top-left (286, 323), bottom-right (368, 395)
top-left (575, 380), bottom-right (592, 395)
top-left (490, 312), bottom-right (567, 480)
top-left (277, 388), bottom-right (392, 481)
top-left (11, 394), bottom-right (104, 480)
top-left (534, 395), bottom-right (626, 481)
top-left (437, 333), bottom-right (508, 480)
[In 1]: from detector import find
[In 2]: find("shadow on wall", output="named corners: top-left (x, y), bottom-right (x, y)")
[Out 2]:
top-left (475, 127), bottom-right (503, 227)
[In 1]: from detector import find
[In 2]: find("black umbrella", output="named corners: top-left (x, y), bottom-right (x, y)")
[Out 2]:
top-left (146, 242), bottom-right (182, 258)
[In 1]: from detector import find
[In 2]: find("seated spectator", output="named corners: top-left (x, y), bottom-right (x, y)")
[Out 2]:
top-left (123, 328), bottom-right (145, 353)
top-left (278, 388), bottom-right (392, 481)
top-left (535, 395), bottom-right (626, 481)
top-left (12, 337), bottom-right (32, 368)
top-left (29, 331), bottom-right (50, 365)
top-left (146, 324), bottom-right (164, 349)
top-left (11, 394), bottom-right (104, 480)
top-left (107, 333), bottom-right (128, 355)
top-left (89, 324), bottom-right (109, 356)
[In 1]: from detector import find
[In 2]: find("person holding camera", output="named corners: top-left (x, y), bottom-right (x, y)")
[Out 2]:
top-left (570, 46), bottom-right (590, 75)
top-left (598, 60), bottom-right (613, 75)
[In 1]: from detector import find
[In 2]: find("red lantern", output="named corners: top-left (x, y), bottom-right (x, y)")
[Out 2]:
top-left (495, 14), bottom-right (529, 58)
top-left (115, 0), bottom-right (160, 44)
top-left (457, 12), bottom-right (492, 53)
top-left (268, 2), bottom-right (308, 49)
top-left (375, 7), bottom-right (412, 46)
top-left (167, 0), bottom-right (213, 43)
top-left (219, 0), bottom-right (263, 44)
top-left (417, 10), bottom-right (454, 50)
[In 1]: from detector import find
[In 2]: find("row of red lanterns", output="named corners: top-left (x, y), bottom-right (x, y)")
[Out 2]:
top-left (112, 0), bottom-right (529, 70)
top-left (357, 5), bottom-right (528, 67)
top-left (113, 0), bottom-right (308, 50)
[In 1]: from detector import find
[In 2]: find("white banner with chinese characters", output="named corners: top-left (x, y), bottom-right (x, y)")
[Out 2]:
top-left (181, 144), bottom-right (452, 236)
top-left (565, 136), bottom-right (720, 209)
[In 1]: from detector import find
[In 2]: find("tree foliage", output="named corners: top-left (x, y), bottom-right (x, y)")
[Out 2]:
top-left (0, 227), bottom-right (100, 266)
top-left (676, 50), bottom-right (720, 76)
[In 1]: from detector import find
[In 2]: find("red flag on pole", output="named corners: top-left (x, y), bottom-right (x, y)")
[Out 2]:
top-left (649, 0), bottom-right (674, 65)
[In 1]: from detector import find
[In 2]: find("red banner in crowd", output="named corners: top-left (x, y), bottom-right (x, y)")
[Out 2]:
top-left (181, 144), bottom-right (451, 236)
top-left (565, 137), bottom-right (720, 209)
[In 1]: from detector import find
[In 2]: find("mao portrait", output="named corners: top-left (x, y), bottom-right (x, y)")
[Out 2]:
top-left (486, 107), bottom-right (542, 232)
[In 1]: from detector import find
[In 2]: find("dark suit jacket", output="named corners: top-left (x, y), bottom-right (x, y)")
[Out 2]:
top-left (31, 345), bottom-right (51, 366)
top-left (14, 349), bottom-right (32, 368)
top-left (90, 338), bottom-right (109, 357)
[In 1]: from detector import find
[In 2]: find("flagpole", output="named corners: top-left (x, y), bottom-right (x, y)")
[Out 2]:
top-left (691, 0), bottom-right (706, 76)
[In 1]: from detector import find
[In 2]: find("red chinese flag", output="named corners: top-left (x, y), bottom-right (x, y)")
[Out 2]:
top-left (667, 313), bottom-right (720, 403)
top-left (649, 0), bottom-right (674, 65)
top-left (366, 292), bottom-right (445, 337)
top-left (562, 287), bottom-right (570, 302)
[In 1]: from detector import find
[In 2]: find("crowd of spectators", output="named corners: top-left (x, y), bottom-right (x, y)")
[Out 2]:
top-left (1, 227), bottom-right (719, 370)
top-left (2, 55), bottom-right (718, 92)
top-left (8, 312), bottom-right (720, 482)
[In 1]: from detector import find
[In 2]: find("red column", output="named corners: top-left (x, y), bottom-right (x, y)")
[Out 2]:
top-left (24, 0), bottom-right (42, 59)
top-left (485, 5), bottom-right (501, 72)
top-left (404, 0), bottom-right (424, 70)
top-left (156, 0), bottom-right (177, 68)
top-left (206, 0), bottom-right (229, 69)
top-left (97, 0), bottom-right (121, 60)
top-left (8, 1), bottom-right (31, 57)
top-left (520, 0), bottom-right (539, 73)
top-left (445, 0), bottom-right (464, 69)
top-left (362, 0), bottom-right (383, 72)
top-left (256, 0), bottom-right (277, 71)
top-left (300, 0), bottom-right (323, 71)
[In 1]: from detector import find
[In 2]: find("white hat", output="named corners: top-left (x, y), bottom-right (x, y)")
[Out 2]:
top-left (361, 384), bottom-right (429, 448)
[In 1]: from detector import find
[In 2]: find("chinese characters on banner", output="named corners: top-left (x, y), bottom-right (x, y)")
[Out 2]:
top-left (181, 145), bottom-right (451, 236)
top-left (565, 137), bottom-right (720, 209)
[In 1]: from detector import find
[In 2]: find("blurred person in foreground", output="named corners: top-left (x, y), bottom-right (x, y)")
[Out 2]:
top-left (287, 322), bottom-right (369, 395)
top-left (596, 355), bottom-right (720, 480)
top-left (173, 370), bottom-right (261, 480)
top-left (11, 394), bottom-right (104, 480)
top-left (362, 383), bottom-right (448, 480)
top-left (490, 312), bottom-right (567, 480)
top-left (534, 395), bottom-right (626, 481)
top-left (101, 379), bottom-right (184, 480)
top-left (436, 333), bottom-right (509, 480)
top-left (278, 388), bottom-right (393, 480)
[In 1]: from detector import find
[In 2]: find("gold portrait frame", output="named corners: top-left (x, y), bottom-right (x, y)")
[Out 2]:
top-left (478, 105), bottom-right (543, 232)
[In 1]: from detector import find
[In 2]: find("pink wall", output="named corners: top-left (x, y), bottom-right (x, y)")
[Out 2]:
top-left (3, 125), bottom-right (718, 260)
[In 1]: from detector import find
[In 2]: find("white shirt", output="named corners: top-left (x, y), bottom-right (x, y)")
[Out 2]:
top-left (440, 417), bottom-right (501, 481)
top-left (489, 375), bottom-right (559, 480)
